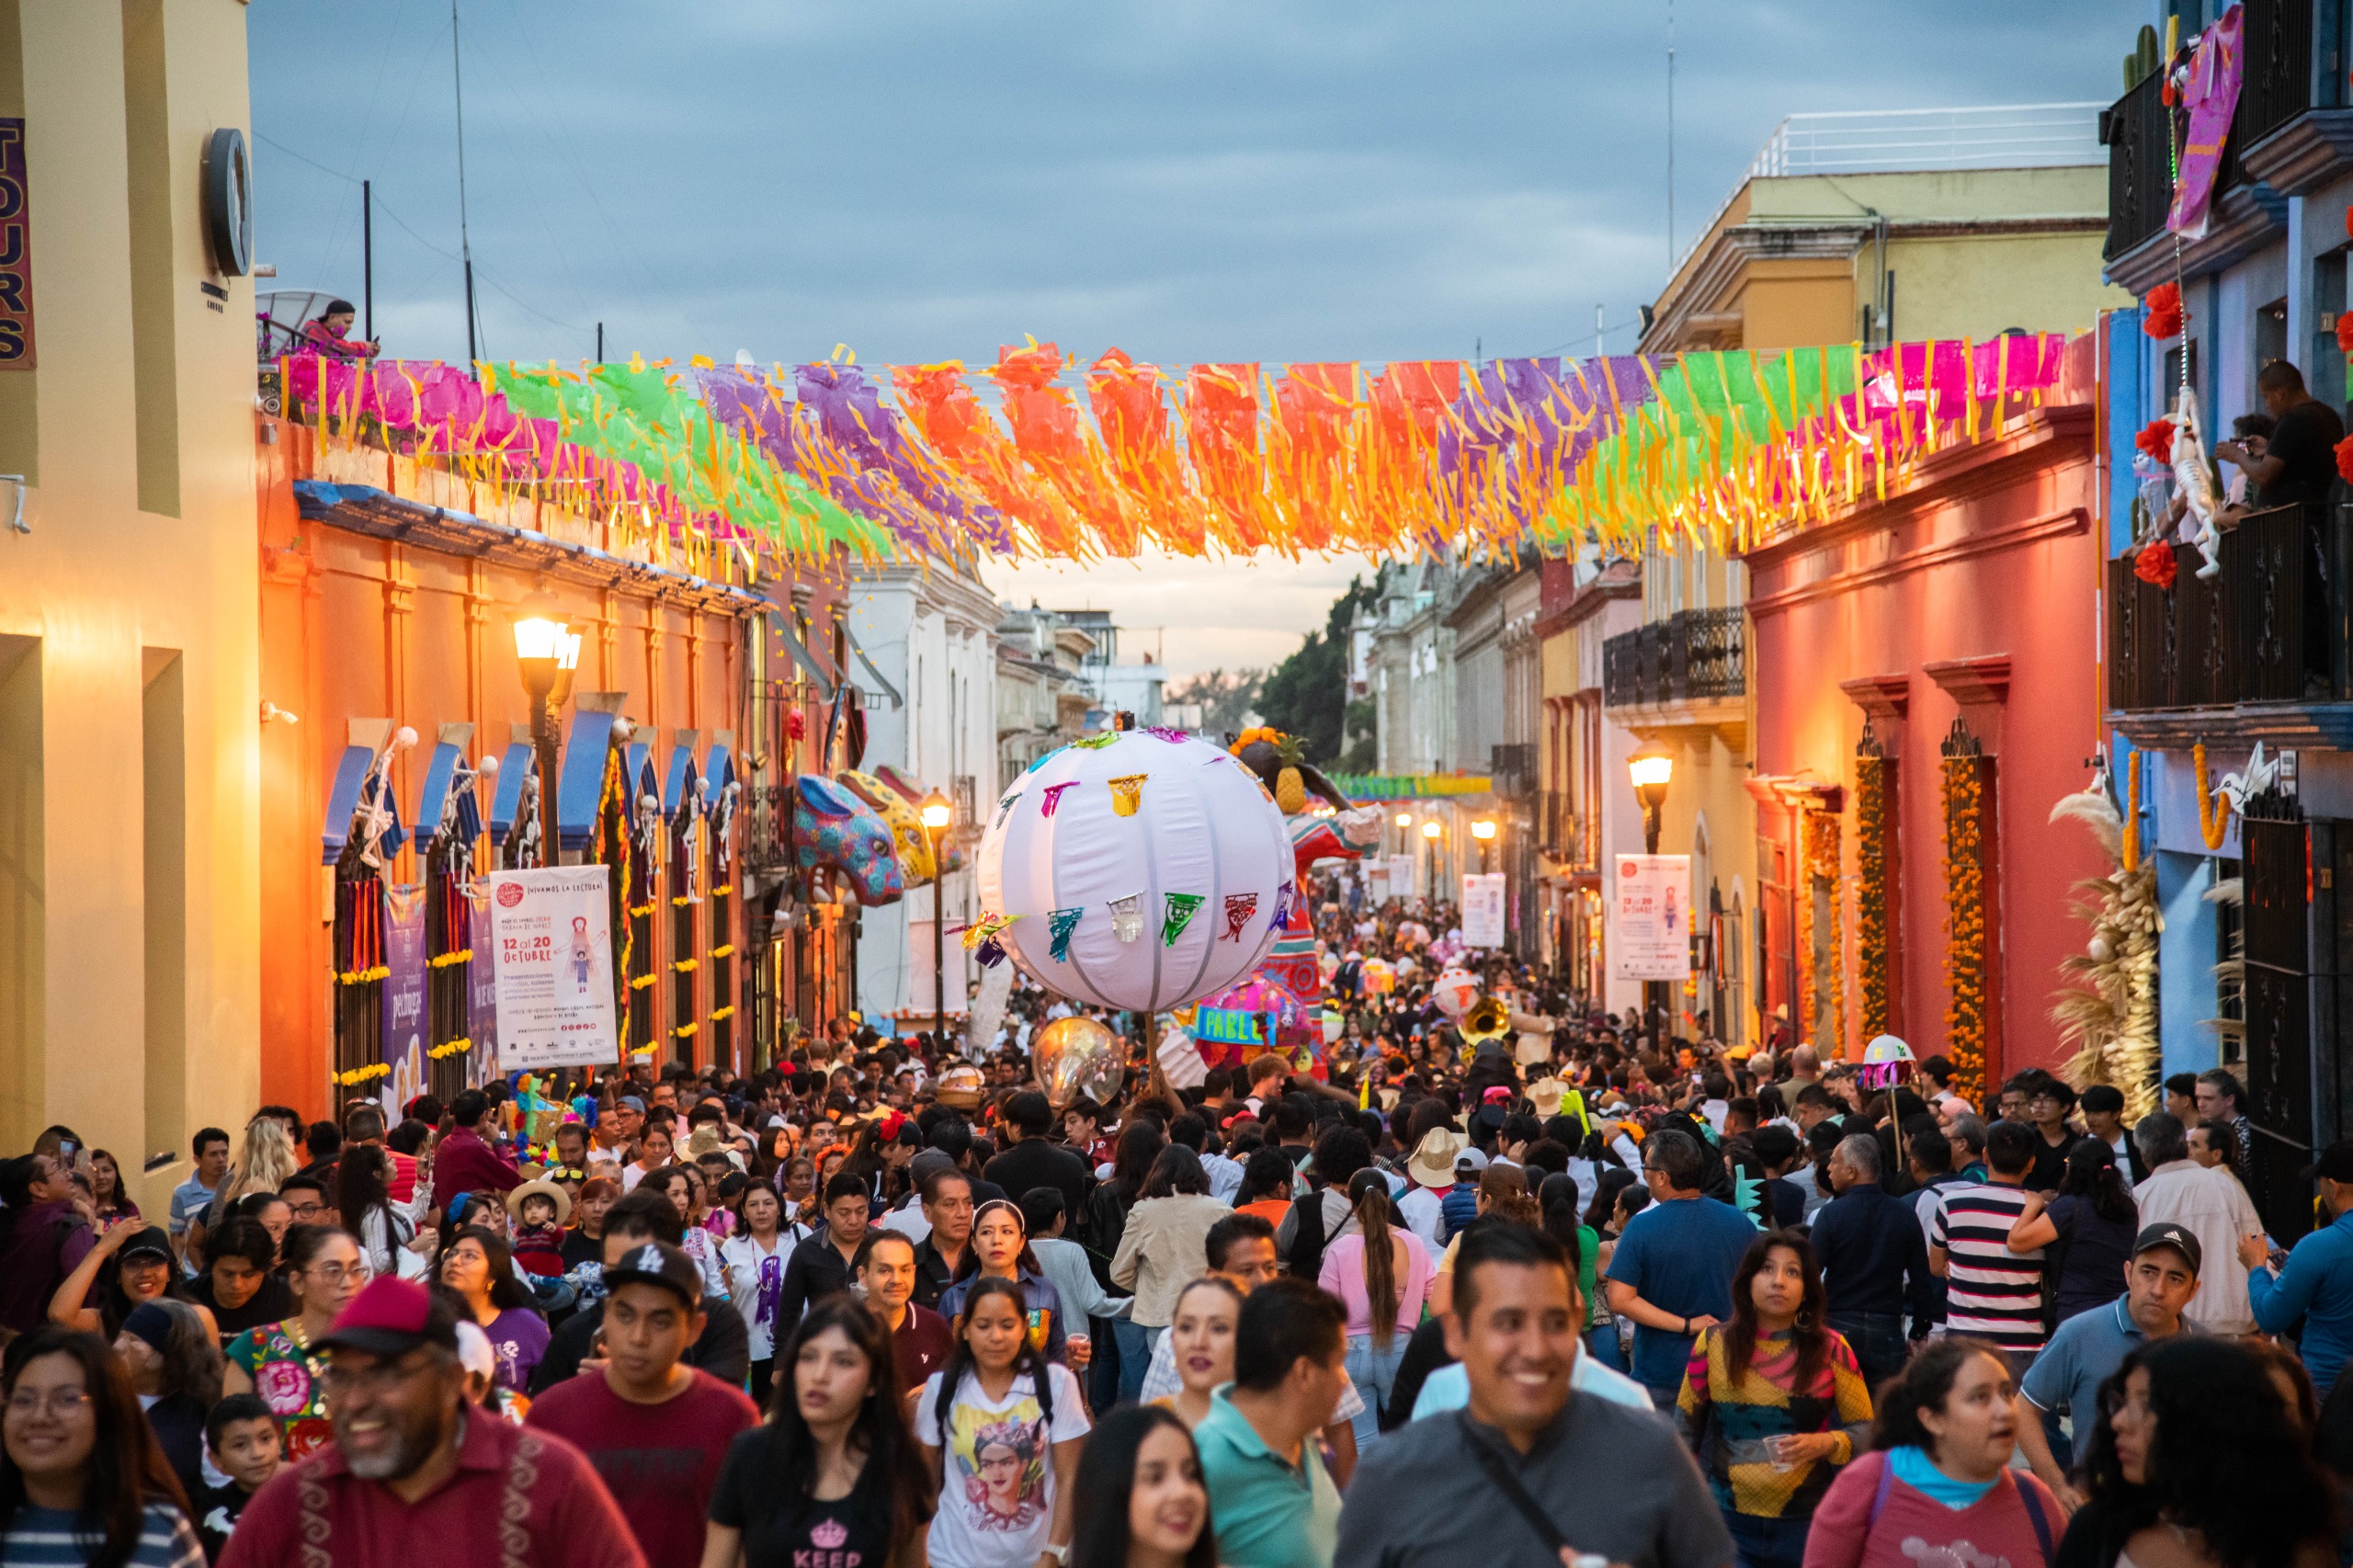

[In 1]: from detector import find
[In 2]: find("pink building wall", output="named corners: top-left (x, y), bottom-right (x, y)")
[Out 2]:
top-left (1741, 342), bottom-right (2108, 1085)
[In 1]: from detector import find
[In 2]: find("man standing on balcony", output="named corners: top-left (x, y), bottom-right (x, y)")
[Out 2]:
top-left (2213, 360), bottom-right (2344, 697)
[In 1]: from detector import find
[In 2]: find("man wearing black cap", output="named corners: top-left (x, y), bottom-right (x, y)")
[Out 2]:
top-left (528, 1241), bottom-right (760, 1568)
top-left (2016, 1221), bottom-right (2203, 1510)
top-left (220, 1276), bottom-right (644, 1568)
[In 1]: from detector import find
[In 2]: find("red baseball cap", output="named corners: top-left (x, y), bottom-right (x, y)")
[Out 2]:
top-left (316, 1277), bottom-right (460, 1358)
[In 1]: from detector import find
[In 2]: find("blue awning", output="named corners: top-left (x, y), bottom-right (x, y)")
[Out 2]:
top-left (665, 743), bottom-right (702, 827)
top-left (625, 741), bottom-right (655, 811)
top-left (416, 741), bottom-right (463, 842)
top-left (558, 710), bottom-right (620, 852)
top-left (322, 745), bottom-right (406, 866)
top-left (491, 741), bottom-right (535, 847)
top-left (704, 743), bottom-right (736, 817)
top-left (322, 744), bottom-right (375, 864)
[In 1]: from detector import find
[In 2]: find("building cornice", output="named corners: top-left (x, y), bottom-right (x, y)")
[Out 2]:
top-left (2104, 183), bottom-right (2286, 295)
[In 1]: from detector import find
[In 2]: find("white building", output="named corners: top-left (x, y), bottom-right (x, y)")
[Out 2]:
top-left (845, 561), bottom-right (1001, 1029)
top-left (1055, 608), bottom-right (1165, 727)
top-left (995, 604), bottom-right (1096, 790)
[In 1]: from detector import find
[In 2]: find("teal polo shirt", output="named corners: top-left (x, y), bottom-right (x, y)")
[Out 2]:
top-left (1193, 1384), bottom-right (1340, 1568)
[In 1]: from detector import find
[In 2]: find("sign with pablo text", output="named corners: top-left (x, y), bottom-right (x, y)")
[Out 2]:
top-left (1610, 854), bottom-right (1692, 982)
top-left (485, 866), bottom-right (617, 1069)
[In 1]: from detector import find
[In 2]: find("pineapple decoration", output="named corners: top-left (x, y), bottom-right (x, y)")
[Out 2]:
top-left (1273, 734), bottom-right (1308, 814)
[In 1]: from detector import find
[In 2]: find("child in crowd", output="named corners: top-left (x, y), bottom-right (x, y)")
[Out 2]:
top-left (196, 1394), bottom-right (281, 1562)
top-left (505, 1180), bottom-right (572, 1278)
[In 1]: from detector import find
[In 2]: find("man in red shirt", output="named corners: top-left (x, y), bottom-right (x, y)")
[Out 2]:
top-left (857, 1230), bottom-right (951, 1394)
top-left (428, 1088), bottom-right (523, 1216)
top-left (220, 1277), bottom-right (642, 1568)
top-left (526, 1241), bottom-right (760, 1568)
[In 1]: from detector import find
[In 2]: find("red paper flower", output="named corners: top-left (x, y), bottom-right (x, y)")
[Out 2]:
top-left (2134, 542), bottom-right (2179, 589)
top-left (2345, 204), bottom-right (2353, 240)
top-left (2337, 312), bottom-right (2353, 355)
top-left (2135, 417), bottom-right (2177, 464)
top-left (2336, 432), bottom-right (2353, 484)
top-left (2143, 282), bottom-right (2184, 340)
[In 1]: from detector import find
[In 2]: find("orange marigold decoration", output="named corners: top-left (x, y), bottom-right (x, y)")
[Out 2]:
top-left (2142, 282), bottom-right (2183, 340)
top-left (1940, 741), bottom-right (1992, 1105)
top-left (1855, 737), bottom-right (1897, 1040)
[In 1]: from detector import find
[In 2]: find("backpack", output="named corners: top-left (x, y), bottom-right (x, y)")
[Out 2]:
top-left (1870, 1454), bottom-right (2052, 1564)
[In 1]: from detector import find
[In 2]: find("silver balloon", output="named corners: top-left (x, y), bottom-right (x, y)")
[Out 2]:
top-left (1033, 1016), bottom-right (1126, 1108)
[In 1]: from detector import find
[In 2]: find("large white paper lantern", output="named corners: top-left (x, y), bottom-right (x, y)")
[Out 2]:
top-left (976, 730), bottom-right (1292, 1012)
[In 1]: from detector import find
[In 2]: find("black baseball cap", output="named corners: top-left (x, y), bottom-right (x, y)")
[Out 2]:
top-left (600, 1240), bottom-right (705, 1311)
top-left (115, 1225), bottom-right (173, 1263)
top-left (2133, 1221), bottom-right (2203, 1276)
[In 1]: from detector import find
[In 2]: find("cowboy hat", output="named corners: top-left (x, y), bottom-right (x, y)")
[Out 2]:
top-left (504, 1178), bottom-right (573, 1227)
top-left (1527, 1077), bottom-right (1568, 1119)
top-left (1406, 1127), bottom-right (1467, 1188)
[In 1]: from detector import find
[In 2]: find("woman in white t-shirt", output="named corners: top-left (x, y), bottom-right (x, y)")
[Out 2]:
top-left (914, 1275), bottom-right (1090, 1568)
top-left (722, 1178), bottom-right (794, 1402)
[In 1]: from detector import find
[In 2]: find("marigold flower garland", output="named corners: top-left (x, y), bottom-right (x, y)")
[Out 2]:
top-left (1940, 755), bottom-right (1991, 1103)
top-left (1796, 812), bottom-right (1846, 1058)
top-left (1855, 751), bottom-right (1897, 1039)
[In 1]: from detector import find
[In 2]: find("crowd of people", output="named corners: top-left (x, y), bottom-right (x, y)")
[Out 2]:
top-left (6, 878), bottom-right (2353, 1568)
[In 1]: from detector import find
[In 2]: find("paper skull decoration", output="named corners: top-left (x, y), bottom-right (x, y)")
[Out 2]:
top-left (1429, 966), bottom-right (1481, 1018)
top-left (838, 768), bottom-right (934, 884)
top-left (1032, 1015), bottom-right (1126, 1108)
top-left (977, 729), bottom-right (1291, 1011)
top-left (792, 776), bottom-right (904, 907)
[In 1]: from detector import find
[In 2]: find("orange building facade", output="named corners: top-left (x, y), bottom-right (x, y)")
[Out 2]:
top-left (254, 414), bottom-right (856, 1119)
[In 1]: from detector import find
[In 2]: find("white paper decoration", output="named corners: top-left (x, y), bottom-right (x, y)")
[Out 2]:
top-left (977, 730), bottom-right (1292, 1012)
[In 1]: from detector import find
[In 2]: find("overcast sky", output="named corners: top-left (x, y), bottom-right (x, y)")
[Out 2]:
top-left (249, 0), bottom-right (2131, 676)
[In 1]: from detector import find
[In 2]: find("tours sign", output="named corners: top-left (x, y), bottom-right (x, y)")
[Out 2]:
top-left (1610, 854), bottom-right (1691, 982)
top-left (0, 119), bottom-right (30, 367)
top-left (485, 865), bottom-right (619, 1069)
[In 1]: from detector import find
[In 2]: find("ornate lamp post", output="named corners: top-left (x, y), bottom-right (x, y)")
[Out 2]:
top-left (1628, 744), bottom-right (1675, 1047)
top-left (1472, 816), bottom-right (1497, 873)
top-left (513, 592), bottom-right (578, 865)
top-left (920, 790), bottom-right (954, 1050)
top-left (1420, 817), bottom-right (1442, 903)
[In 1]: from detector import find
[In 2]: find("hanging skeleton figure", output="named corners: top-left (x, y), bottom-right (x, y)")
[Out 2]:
top-left (355, 727), bottom-right (420, 870)
top-left (2169, 387), bottom-right (2228, 580)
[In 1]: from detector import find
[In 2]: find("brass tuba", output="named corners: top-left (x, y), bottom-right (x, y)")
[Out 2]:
top-left (1461, 994), bottom-right (1510, 1043)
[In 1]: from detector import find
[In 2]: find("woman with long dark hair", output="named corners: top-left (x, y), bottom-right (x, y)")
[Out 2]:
top-left (109, 1301), bottom-right (219, 1509)
top-left (435, 1225), bottom-right (547, 1394)
top-left (1676, 1232), bottom-right (1871, 1568)
top-left (220, 1223), bottom-right (369, 1462)
top-left (2055, 1337), bottom-right (2338, 1568)
top-left (47, 1226), bottom-right (181, 1340)
top-left (1535, 1172), bottom-right (1617, 1371)
top-left (85, 1153), bottom-right (136, 1226)
top-left (1153, 1278), bottom-right (1242, 1431)
top-left (1068, 1404), bottom-right (1214, 1568)
top-left (335, 1142), bottom-right (415, 1278)
top-left (722, 1179), bottom-right (794, 1401)
top-left (2007, 1138), bottom-right (2138, 1322)
top-left (1806, 1337), bottom-right (2062, 1568)
top-left (0, 1326), bottom-right (201, 1567)
top-left (1111, 1148), bottom-right (1228, 1374)
top-left (699, 1296), bottom-right (932, 1568)
top-left (938, 1201), bottom-right (1071, 1366)
top-left (1316, 1167), bottom-right (1430, 1447)
top-left (915, 1275), bottom-right (1090, 1568)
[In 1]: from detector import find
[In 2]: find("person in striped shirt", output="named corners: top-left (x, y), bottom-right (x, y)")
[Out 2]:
top-left (0, 1326), bottom-right (205, 1568)
top-left (1928, 1120), bottom-right (2047, 1369)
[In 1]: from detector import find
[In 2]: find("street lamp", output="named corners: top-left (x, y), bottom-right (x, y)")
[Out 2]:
top-left (919, 790), bottom-right (954, 1050)
top-left (1627, 743), bottom-right (1676, 1048)
top-left (513, 592), bottom-right (574, 864)
top-left (1472, 816), bottom-right (1496, 873)
top-left (1394, 811), bottom-right (1412, 853)
top-left (1420, 818), bottom-right (1441, 902)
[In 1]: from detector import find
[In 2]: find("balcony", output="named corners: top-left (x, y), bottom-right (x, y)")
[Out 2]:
top-left (1538, 790), bottom-right (1594, 872)
top-left (1489, 743), bottom-right (1537, 800)
top-left (2106, 502), bottom-right (2353, 747)
top-left (1603, 608), bottom-right (1745, 704)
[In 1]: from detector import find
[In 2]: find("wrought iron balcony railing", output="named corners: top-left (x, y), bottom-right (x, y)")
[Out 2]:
top-left (1601, 608), bottom-right (1746, 709)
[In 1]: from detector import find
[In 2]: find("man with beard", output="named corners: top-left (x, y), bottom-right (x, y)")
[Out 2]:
top-left (220, 1276), bottom-right (642, 1567)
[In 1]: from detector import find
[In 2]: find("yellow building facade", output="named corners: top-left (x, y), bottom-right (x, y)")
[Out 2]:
top-left (0, 0), bottom-right (260, 1204)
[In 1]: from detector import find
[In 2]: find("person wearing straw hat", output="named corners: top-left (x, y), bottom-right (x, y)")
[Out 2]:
top-left (506, 1180), bottom-right (572, 1279)
top-left (1399, 1129), bottom-right (1461, 1250)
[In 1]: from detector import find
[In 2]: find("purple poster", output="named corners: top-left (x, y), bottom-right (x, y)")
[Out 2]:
top-left (469, 885), bottom-right (500, 1075)
top-left (381, 885), bottom-right (427, 1112)
top-left (2168, 6), bottom-right (2244, 241)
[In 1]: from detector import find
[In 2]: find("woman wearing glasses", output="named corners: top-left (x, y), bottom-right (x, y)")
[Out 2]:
top-left (0, 1324), bottom-right (202, 1567)
top-left (220, 1224), bottom-right (369, 1461)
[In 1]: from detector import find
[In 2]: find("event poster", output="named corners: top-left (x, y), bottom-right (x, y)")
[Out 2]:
top-left (469, 883), bottom-right (501, 1075)
top-left (485, 865), bottom-right (618, 1070)
top-left (1460, 873), bottom-right (1507, 948)
top-left (1388, 853), bottom-right (1419, 899)
top-left (1610, 854), bottom-right (1691, 981)
top-left (380, 885), bottom-right (428, 1115)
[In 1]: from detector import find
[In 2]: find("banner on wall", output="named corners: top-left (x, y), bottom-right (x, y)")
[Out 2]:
top-left (1388, 853), bottom-right (1419, 900)
top-left (380, 886), bottom-right (428, 1116)
top-left (469, 883), bottom-right (501, 1077)
top-left (1461, 873), bottom-right (1507, 948)
top-left (486, 866), bottom-right (618, 1070)
top-left (1610, 855), bottom-right (1691, 982)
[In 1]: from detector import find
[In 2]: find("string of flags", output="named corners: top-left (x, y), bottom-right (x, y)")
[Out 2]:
top-left (283, 333), bottom-right (2079, 570)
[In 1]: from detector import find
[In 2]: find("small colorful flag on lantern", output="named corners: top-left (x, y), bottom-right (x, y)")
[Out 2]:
top-left (1108, 892), bottom-right (1144, 943)
top-left (1047, 906), bottom-right (1085, 962)
top-left (1161, 892), bottom-right (1205, 946)
top-left (1107, 774), bottom-right (1147, 816)
top-left (1040, 782), bottom-right (1077, 817)
top-left (1071, 733), bottom-right (1120, 750)
top-left (962, 913), bottom-right (1019, 950)
top-left (1271, 881), bottom-right (1295, 926)
top-left (1220, 892), bottom-right (1259, 941)
top-left (994, 792), bottom-right (1020, 827)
